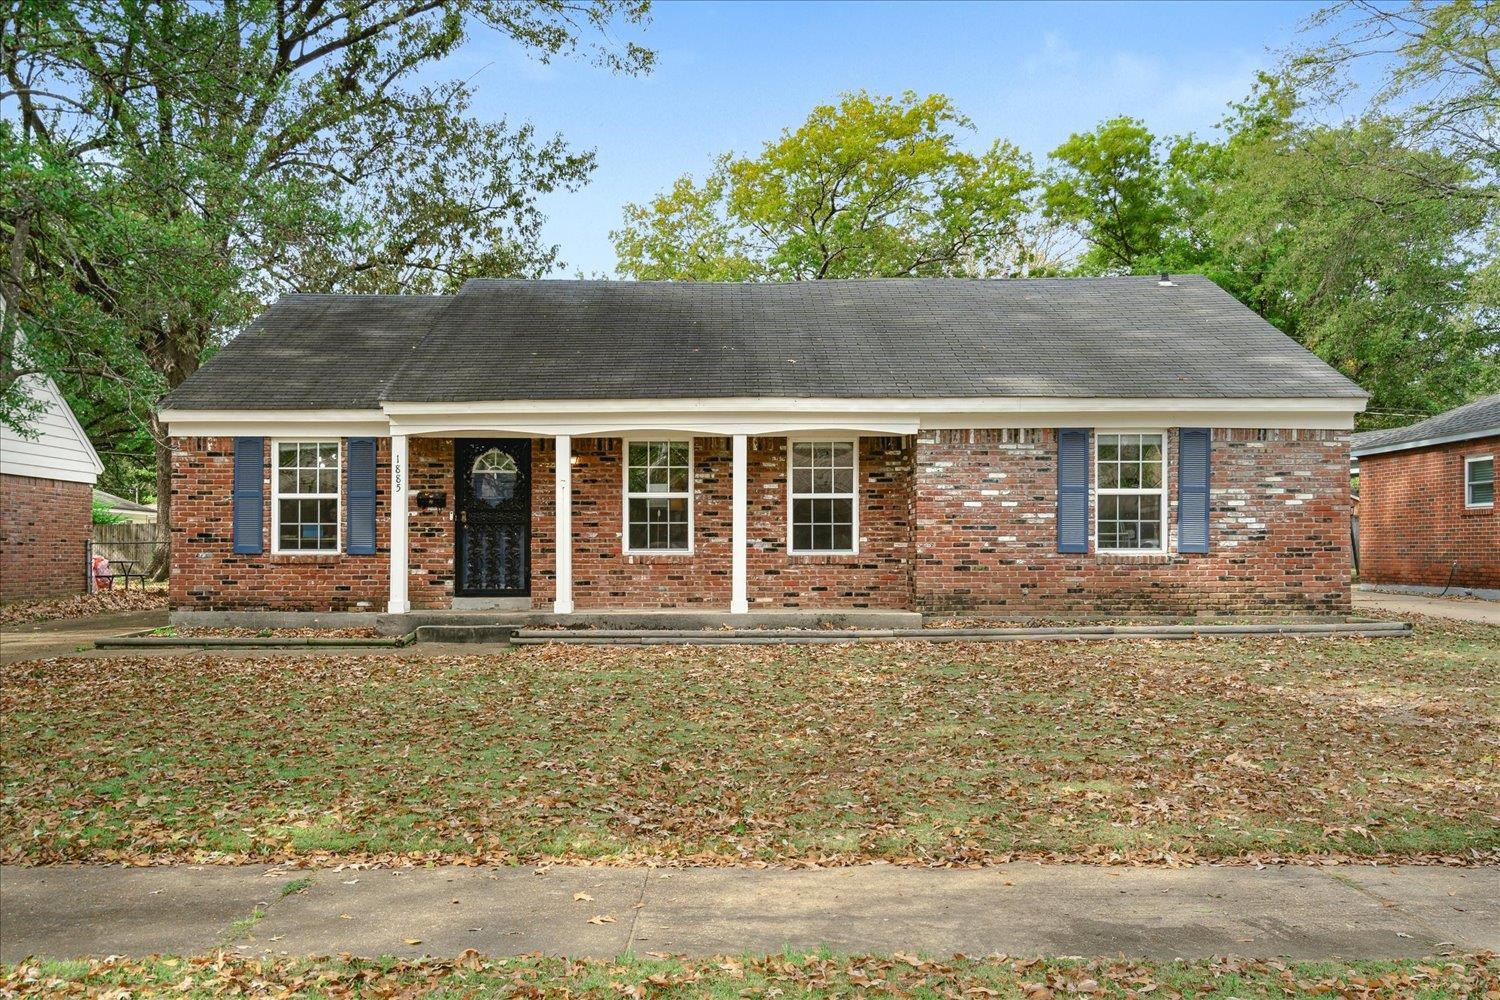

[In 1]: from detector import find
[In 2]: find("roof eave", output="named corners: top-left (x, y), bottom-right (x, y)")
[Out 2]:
top-left (1351, 427), bottom-right (1500, 458)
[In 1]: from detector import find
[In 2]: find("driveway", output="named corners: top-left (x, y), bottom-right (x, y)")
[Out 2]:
top-left (1355, 589), bottom-right (1500, 625)
top-left (0, 609), bottom-right (168, 664)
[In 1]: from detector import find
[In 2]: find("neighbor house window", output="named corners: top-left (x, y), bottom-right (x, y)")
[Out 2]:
top-left (1467, 455), bottom-right (1494, 508)
top-left (273, 440), bottom-right (340, 553)
top-left (625, 440), bottom-right (691, 552)
top-left (1096, 432), bottom-right (1167, 551)
top-left (789, 440), bottom-right (857, 553)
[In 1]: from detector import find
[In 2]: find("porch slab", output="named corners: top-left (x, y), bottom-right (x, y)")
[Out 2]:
top-left (384, 608), bottom-right (923, 637)
top-left (171, 610), bottom-right (384, 630)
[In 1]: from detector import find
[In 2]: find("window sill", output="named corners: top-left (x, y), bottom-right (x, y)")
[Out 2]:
top-left (1095, 550), bottom-right (1175, 564)
top-left (1462, 505), bottom-right (1493, 515)
top-left (623, 550), bottom-right (695, 559)
top-left (789, 550), bottom-right (860, 559)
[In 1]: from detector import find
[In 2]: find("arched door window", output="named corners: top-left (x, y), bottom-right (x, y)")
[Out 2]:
top-left (471, 448), bottom-right (519, 505)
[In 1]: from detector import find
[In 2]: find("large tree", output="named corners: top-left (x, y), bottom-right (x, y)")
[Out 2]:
top-left (1291, 0), bottom-right (1499, 416)
top-left (2, 0), bottom-right (653, 571)
top-left (1205, 79), bottom-right (1493, 419)
top-left (613, 91), bottom-right (1040, 281)
top-left (1038, 67), bottom-right (1494, 423)
top-left (1041, 116), bottom-right (1222, 276)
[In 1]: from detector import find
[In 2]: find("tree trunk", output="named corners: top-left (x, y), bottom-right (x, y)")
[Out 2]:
top-left (147, 338), bottom-right (201, 582)
top-left (149, 415), bottom-right (172, 581)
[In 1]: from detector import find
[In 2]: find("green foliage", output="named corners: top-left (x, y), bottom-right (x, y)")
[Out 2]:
top-left (2, 0), bottom-right (655, 544)
top-left (1037, 63), bottom-right (1495, 423)
top-left (90, 498), bottom-right (126, 526)
top-left (614, 91), bottom-right (1040, 280)
top-left (1042, 117), bottom-right (1172, 274)
top-left (1286, 1), bottom-right (1500, 422)
top-left (1204, 90), bottom-right (1494, 418)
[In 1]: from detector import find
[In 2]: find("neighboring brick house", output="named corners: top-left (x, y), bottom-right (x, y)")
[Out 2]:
top-left (1351, 395), bottom-right (1499, 595)
top-left (0, 374), bottom-right (103, 603)
top-left (159, 276), bottom-right (1368, 622)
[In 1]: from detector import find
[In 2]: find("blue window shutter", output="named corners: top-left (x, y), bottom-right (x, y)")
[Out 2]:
top-left (1178, 428), bottom-right (1212, 554)
top-left (231, 437), bottom-right (264, 554)
top-left (346, 437), bottom-right (377, 555)
top-left (1056, 428), bottom-right (1090, 554)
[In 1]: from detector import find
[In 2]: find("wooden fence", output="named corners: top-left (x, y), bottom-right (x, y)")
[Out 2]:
top-left (90, 521), bottom-right (164, 576)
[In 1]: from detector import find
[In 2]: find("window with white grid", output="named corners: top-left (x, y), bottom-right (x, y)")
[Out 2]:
top-left (273, 441), bottom-right (340, 553)
top-left (624, 440), bottom-right (691, 552)
top-left (1095, 432), bottom-right (1166, 552)
top-left (788, 441), bottom-right (857, 554)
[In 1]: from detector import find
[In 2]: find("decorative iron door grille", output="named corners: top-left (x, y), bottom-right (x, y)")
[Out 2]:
top-left (454, 439), bottom-right (531, 596)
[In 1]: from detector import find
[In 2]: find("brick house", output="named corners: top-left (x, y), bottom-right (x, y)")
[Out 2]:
top-left (159, 276), bottom-right (1368, 623)
top-left (0, 373), bottom-right (103, 603)
top-left (1351, 395), bottom-right (1498, 595)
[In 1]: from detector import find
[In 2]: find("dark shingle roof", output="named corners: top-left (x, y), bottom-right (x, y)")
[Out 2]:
top-left (1351, 394), bottom-right (1500, 456)
top-left (165, 295), bottom-right (447, 409)
top-left (163, 276), bottom-right (1365, 410)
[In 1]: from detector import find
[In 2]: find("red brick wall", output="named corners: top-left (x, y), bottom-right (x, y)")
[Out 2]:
top-left (745, 436), bottom-right (914, 609)
top-left (532, 436), bottom-right (914, 610)
top-left (409, 438), bottom-right (456, 609)
top-left (0, 473), bottom-right (91, 603)
top-left (913, 428), bottom-right (1353, 616)
top-left (532, 437), bottom-right (730, 609)
top-left (169, 436), bottom-right (390, 612)
top-left (168, 428), bottom-right (1354, 616)
top-left (1356, 435), bottom-right (1498, 589)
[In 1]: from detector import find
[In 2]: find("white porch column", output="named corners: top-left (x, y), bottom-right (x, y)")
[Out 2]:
top-left (388, 433), bottom-right (410, 614)
top-left (730, 433), bottom-right (749, 614)
top-left (553, 434), bottom-right (574, 614)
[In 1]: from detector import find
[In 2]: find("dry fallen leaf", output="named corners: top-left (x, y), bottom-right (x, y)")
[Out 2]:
top-left (1, 625), bottom-right (1494, 873)
top-left (588, 914), bottom-right (616, 925)
top-left (573, 891), bottom-right (594, 902)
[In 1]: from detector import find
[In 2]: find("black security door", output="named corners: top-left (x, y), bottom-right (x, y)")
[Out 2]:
top-left (455, 439), bottom-right (531, 596)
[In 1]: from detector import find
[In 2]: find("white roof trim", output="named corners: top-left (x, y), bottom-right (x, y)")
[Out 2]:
top-left (161, 396), bottom-right (1365, 437)
top-left (379, 396), bottom-right (1367, 417)
top-left (1351, 427), bottom-right (1500, 458)
top-left (160, 409), bottom-right (389, 439)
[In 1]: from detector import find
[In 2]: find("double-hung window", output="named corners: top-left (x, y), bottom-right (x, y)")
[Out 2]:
top-left (789, 440), bottom-right (857, 553)
top-left (1467, 455), bottom-right (1494, 508)
top-left (625, 440), bottom-right (691, 552)
top-left (1096, 432), bottom-right (1166, 551)
top-left (273, 441), bottom-right (340, 553)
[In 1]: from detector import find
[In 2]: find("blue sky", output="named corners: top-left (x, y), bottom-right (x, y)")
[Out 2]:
top-left (448, 0), bottom-right (1331, 277)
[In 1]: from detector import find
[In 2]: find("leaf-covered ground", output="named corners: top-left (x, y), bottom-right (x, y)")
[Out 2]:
top-left (2, 618), bottom-right (1496, 867)
top-left (0, 588), bottom-right (165, 627)
top-left (5, 951), bottom-right (1496, 999)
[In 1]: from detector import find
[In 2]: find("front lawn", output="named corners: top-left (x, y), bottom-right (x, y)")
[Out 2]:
top-left (2, 618), bottom-right (1495, 866)
top-left (5, 952), bottom-right (1496, 999)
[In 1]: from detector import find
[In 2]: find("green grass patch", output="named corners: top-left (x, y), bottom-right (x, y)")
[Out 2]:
top-left (279, 876), bottom-right (313, 897)
top-left (4, 952), bottom-right (1494, 998)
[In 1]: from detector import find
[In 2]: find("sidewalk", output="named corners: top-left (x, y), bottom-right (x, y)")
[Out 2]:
top-left (0, 609), bottom-right (168, 665)
top-left (2, 863), bottom-right (1495, 962)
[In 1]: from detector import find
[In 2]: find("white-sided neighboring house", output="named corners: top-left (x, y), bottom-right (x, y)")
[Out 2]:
top-left (0, 373), bottom-right (103, 603)
top-left (93, 489), bottom-right (157, 524)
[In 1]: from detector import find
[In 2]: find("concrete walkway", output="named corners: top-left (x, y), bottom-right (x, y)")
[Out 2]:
top-left (1354, 589), bottom-right (1500, 625)
top-left (2, 863), bottom-right (1495, 962)
top-left (0, 609), bottom-right (168, 665)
